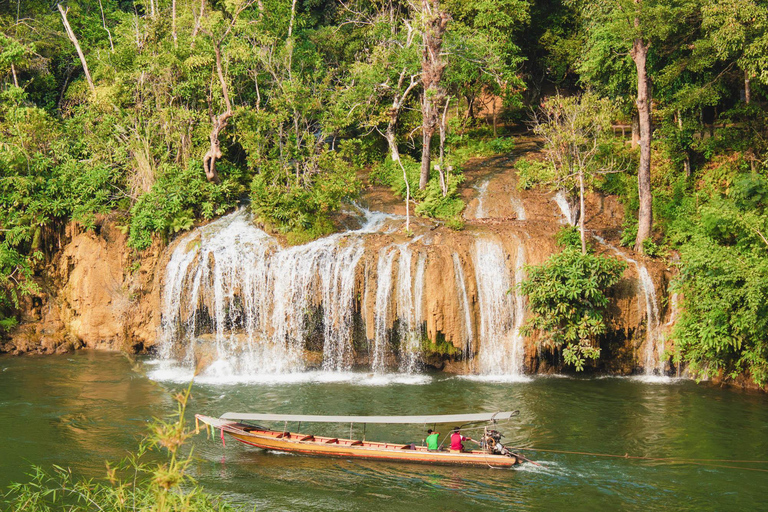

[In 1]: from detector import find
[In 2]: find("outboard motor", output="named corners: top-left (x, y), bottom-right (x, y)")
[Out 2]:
top-left (481, 428), bottom-right (512, 457)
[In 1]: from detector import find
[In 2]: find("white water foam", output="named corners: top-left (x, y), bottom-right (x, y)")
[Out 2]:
top-left (511, 194), bottom-right (527, 221)
top-left (458, 374), bottom-right (533, 383)
top-left (473, 180), bottom-right (490, 219)
top-left (145, 364), bottom-right (432, 386)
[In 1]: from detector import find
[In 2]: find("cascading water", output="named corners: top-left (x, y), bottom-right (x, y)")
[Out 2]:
top-left (396, 244), bottom-right (425, 373)
top-left (452, 253), bottom-right (475, 358)
top-left (470, 236), bottom-right (528, 378)
top-left (593, 235), bottom-right (666, 376)
top-left (158, 209), bottom-right (384, 377)
top-left (637, 265), bottom-right (663, 375)
top-left (553, 190), bottom-right (577, 225)
top-left (155, 207), bottom-right (531, 381)
top-left (472, 180), bottom-right (490, 219)
top-left (372, 248), bottom-right (398, 372)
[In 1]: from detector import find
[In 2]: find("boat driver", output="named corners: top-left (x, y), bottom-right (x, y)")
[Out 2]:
top-left (450, 428), bottom-right (473, 452)
top-left (426, 429), bottom-right (440, 451)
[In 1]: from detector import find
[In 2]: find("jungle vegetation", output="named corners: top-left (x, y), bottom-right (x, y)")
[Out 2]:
top-left (2, 0), bottom-right (768, 385)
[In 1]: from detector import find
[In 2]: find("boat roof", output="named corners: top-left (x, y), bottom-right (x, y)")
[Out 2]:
top-left (219, 411), bottom-right (516, 424)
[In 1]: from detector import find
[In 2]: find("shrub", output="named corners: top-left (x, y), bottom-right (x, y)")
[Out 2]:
top-left (519, 239), bottom-right (627, 371)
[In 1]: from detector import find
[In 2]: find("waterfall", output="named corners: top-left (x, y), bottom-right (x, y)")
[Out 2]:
top-left (157, 207), bottom-right (534, 380)
top-left (637, 265), bottom-right (663, 375)
top-left (553, 190), bottom-right (576, 225)
top-left (593, 235), bottom-right (665, 375)
top-left (396, 245), bottom-right (424, 373)
top-left (452, 253), bottom-right (475, 358)
top-left (158, 209), bottom-right (384, 376)
top-left (472, 180), bottom-right (490, 219)
top-left (511, 195), bottom-right (527, 221)
top-left (473, 237), bottom-right (525, 375)
top-left (372, 248), bottom-right (398, 372)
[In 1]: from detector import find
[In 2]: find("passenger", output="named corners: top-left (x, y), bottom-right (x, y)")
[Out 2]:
top-left (426, 429), bottom-right (440, 451)
top-left (450, 428), bottom-right (473, 452)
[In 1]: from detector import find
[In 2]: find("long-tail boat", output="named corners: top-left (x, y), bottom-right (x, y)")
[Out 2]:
top-left (195, 411), bottom-right (522, 468)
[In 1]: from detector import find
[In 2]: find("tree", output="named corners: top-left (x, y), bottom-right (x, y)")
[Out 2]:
top-left (699, 0), bottom-right (768, 104)
top-left (418, 0), bottom-right (449, 190)
top-left (199, 0), bottom-right (257, 183)
top-left (530, 92), bottom-right (624, 254)
top-left (672, 174), bottom-right (768, 387)
top-left (578, 0), bottom-right (698, 253)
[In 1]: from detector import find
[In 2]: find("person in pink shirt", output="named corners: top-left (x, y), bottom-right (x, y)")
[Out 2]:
top-left (450, 428), bottom-right (473, 452)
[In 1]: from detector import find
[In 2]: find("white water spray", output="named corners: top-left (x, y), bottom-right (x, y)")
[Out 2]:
top-left (473, 237), bottom-right (526, 375)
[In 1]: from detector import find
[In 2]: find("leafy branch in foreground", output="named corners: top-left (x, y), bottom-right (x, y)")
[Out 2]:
top-left (2, 384), bottom-right (241, 512)
top-left (519, 228), bottom-right (626, 370)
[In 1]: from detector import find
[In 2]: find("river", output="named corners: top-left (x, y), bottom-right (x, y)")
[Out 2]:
top-left (1, 351), bottom-right (767, 510)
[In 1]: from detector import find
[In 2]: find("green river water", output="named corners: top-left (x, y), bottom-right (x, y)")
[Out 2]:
top-left (1, 351), bottom-right (767, 511)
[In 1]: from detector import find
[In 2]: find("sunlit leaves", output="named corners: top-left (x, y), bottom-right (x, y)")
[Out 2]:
top-left (519, 237), bottom-right (627, 371)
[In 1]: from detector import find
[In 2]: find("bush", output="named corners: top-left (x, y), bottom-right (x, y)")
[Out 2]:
top-left (519, 244), bottom-right (627, 371)
top-left (250, 149), bottom-right (360, 242)
top-left (128, 162), bottom-right (246, 250)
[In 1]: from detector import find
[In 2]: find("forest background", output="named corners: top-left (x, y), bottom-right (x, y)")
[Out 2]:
top-left (2, 0), bottom-right (768, 388)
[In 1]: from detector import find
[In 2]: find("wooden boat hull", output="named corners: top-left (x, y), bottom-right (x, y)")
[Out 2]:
top-left (196, 415), bottom-right (520, 468)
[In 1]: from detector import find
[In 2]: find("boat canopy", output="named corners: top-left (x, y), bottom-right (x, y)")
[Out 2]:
top-left (219, 411), bottom-right (516, 424)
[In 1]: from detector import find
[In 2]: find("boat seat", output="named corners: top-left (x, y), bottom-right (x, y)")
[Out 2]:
top-left (325, 438), bottom-right (338, 444)
top-left (276, 432), bottom-right (291, 439)
top-left (350, 440), bottom-right (363, 446)
top-left (300, 435), bottom-right (315, 442)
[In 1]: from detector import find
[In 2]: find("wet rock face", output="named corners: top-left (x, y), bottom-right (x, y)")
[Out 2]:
top-left (5, 149), bottom-right (675, 377)
top-left (5, 221), bottom-right (161, 354)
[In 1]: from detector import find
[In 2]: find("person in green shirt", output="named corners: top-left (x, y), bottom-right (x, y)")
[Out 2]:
top-left (426, 429), bottom-right (440, 451)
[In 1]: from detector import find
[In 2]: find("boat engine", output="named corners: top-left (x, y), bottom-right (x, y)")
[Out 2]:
top-left (481, 428), bottom-right (512, 457)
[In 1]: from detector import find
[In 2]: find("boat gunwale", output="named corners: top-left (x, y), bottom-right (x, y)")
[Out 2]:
top-left (197, 416), bottom-right (518, 466)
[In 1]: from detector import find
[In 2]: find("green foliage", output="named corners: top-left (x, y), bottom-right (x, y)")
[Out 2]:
top-left (128, 163), bottom-right (245, 250)
top-left (519, 240), bottom-right (627, 371)
top-left (1, 385), bottom-right (239, 512)
top-left (250, 149), bottom-right (360, 241)
top-left (671, 169), bottom-right (768, 387)
top-left (555, 225), bottom-right (584, 251)
top-left (515, 157), bottom-right (553, 190)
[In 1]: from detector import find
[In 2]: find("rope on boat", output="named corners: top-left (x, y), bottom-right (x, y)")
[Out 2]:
top-left (512, 447), bottom-right (768, 473)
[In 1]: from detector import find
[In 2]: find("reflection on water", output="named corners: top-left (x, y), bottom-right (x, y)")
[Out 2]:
top-left (2, 352), bottom-right (768, 511)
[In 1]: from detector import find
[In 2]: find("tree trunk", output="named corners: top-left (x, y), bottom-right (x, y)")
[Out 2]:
top-left (385, 125), bottom-right (400, 162)
top-left (397, 158), bottom-right (411, 233)
top-left (631, 113), bottom-right (639, 148)
top-left (10, 63), bottom-right (18, 87)
top-left (57, 4), bottom-right (96, 97)
top-left (202, 44), bottom-right (232, 184)
top-left (384, 72), bottom-right (419, 163)
top-left (677, 110), bottom-right (691, 178)
top-left (579, 168), bottom-right (586, 255)
top-left (97, 0), bottom-right (114, 52)
top-left (745, 69), bottom-right (751, 104)
top-left (191, 0), bottom-right (206, 47)
top-left (631, 34), bottom-right (652, 254)
top-left (420, 128), bottom-right (433, 190)
top-left (419, 0), bottom-right (449, 190)
top-left (437, 97), bottom-right (450, 197)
